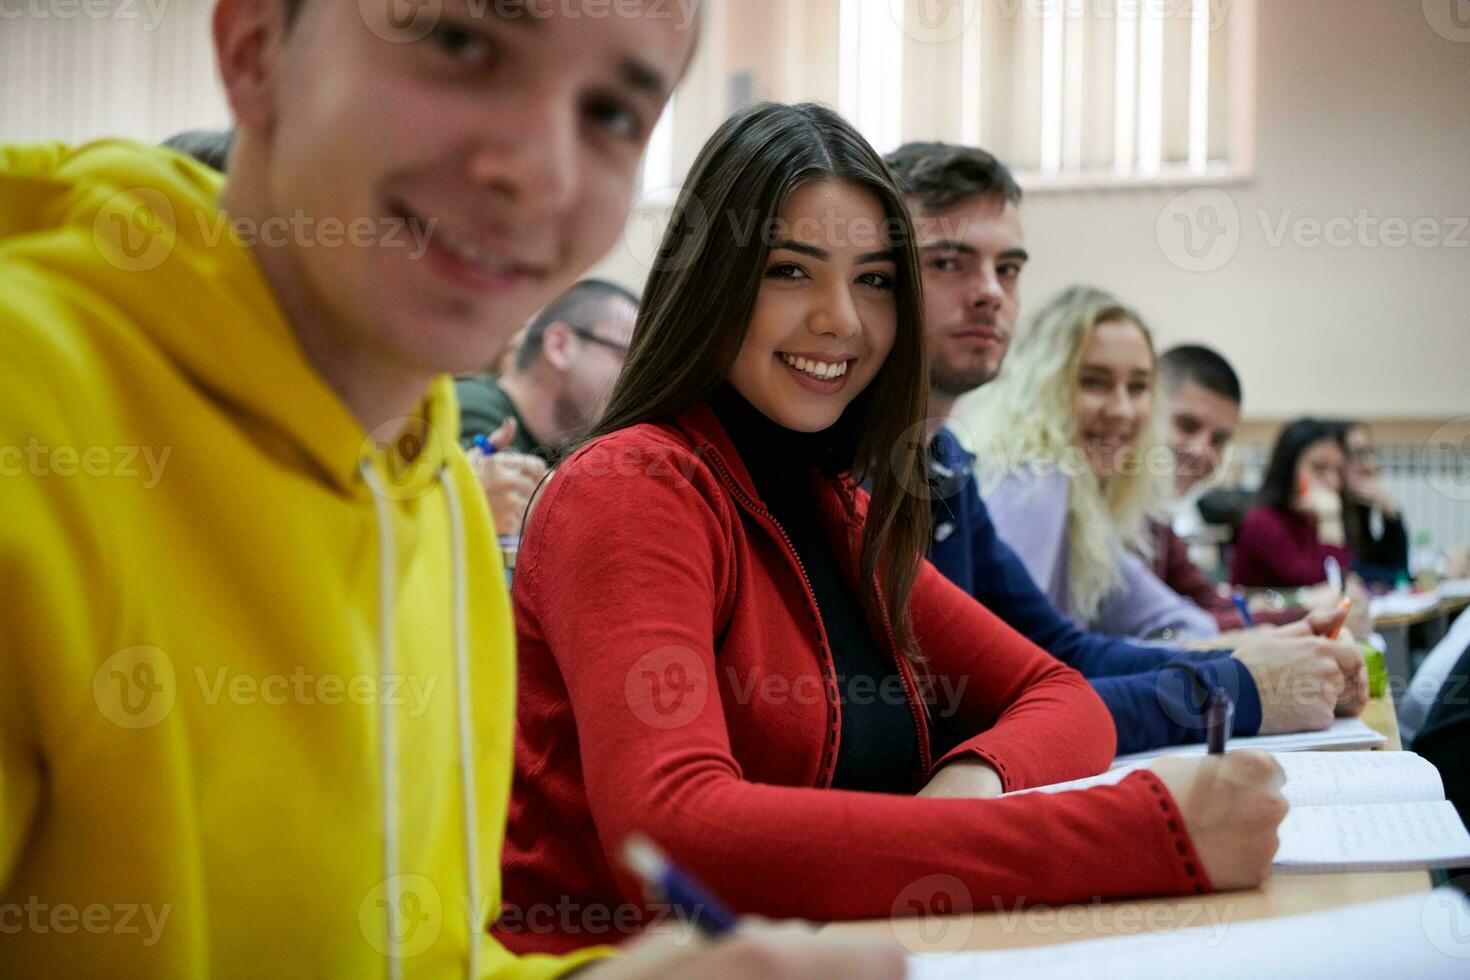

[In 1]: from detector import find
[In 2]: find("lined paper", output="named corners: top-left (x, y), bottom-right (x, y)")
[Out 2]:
top-left (1004, 751), bottom-right (1443, 809)
top-left (1275, 800), bottom-right (1470, 872)
top-left (1273, 751), bottom-right (1444, 807)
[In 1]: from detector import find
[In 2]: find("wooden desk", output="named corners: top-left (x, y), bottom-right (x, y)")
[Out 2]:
top-left (826, 695), bottom-right (1428, 954)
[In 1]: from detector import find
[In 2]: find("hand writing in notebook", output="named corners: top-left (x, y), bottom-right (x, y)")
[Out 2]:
top-left (1149, 751), bottom-right (1288, 891)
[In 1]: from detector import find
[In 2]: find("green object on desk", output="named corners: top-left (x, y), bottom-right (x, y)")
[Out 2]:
top-left (1363, 644), bottom-right (1387, 698)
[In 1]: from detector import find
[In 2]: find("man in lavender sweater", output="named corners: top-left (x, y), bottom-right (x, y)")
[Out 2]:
top-left (884, 142), bottom-right (1368, 752)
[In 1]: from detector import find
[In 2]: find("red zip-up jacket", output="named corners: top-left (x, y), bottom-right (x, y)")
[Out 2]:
top-left (497, 405), bottom-right (1209, 954)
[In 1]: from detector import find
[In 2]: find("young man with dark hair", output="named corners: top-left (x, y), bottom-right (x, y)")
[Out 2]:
top-left (883, 141), bottom-right (1366, 754)
top-left (1153, 346), bottom-right (1359, 631)
top-left (0, 2), bottom-right (897, 977)
top-left (1159, 344), bottom-right (1243, 499)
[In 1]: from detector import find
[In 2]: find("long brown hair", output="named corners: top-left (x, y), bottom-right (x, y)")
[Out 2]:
top-left (579, 101), bottom-right (931, 659)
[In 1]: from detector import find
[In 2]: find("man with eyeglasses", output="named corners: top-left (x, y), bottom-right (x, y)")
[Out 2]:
top-left (457, 278), bottom-right (637, 533)
top-left (459, 278), bottom-right (636, 457)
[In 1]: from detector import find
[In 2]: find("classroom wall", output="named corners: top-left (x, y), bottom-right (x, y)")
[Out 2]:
top-left (594, 0), bottom-right (1470, 423)
top-left (3, 1), bottom-right (1463, 421)
top-left (1000, 0), bottom-right (1470, 422)
top-left (0, 0), bottom-right (228, 145)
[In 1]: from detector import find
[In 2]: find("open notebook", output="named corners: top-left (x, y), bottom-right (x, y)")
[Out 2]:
top-left (1108, 716), bottom-right (1386, 769)
top-left (1003, 751), bottom-right (1470, 873)
top-left (907, 888), bottom-right (1470, 979)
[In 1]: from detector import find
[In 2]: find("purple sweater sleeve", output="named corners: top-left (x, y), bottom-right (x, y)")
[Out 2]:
top-left (982, 469), bottom-right (1071, 610)
top-left (1091, 553), bottom-right (1221, 641)
top-left (985, 469), bottom-right (1218, 641)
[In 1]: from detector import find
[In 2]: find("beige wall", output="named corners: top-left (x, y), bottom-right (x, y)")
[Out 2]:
top-left (594, 0), bottom-right (1470, 421)
top-left (999, 0), bottom-right (1470, 422)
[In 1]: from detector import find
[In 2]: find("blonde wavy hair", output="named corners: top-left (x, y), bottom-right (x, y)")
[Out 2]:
top-left (961, 285), bottom-right (1172, 622)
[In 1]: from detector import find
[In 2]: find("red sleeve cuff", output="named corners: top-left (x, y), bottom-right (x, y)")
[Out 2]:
top-left (1126, 769), bottom-right (1213, 895)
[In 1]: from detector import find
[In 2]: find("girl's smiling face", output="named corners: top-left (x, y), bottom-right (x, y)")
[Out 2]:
top-left (1073, 318), bottom-right (1155, 480)
top-left (727, 179), bottom-right (899, 432)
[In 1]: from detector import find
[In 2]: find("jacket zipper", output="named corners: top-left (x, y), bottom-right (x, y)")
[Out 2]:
top-left (704, 451), bottom-right (844, 786)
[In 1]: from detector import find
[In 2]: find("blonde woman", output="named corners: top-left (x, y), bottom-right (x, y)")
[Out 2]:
top-left (961, 286), bottom-right (1219, 640)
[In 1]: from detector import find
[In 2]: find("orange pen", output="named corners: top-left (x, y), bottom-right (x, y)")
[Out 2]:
top-left (1321, 597), bottom-right (1353, 640)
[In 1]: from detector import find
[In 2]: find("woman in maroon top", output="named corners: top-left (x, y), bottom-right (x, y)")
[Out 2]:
top-left (498, 103), bottom-right (1288, 955)
top-left (1232, 419), bottom-right (1353, 588)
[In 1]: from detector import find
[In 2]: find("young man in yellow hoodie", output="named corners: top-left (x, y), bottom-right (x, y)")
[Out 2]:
top-left (0, 2), bottom-right (902, 977)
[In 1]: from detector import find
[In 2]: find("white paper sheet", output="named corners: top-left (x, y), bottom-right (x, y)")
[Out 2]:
top-left (1109, 717), bottom-right (1386, 770)
top-left (907, 889), bottom-right (1470, 979)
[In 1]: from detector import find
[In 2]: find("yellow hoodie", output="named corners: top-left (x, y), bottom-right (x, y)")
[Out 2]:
top-left (0, 141), bottom-right (604, 979)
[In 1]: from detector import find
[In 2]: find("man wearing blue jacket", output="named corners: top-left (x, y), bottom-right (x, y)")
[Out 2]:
top-left (883, 142), bottom-right (1367, 753)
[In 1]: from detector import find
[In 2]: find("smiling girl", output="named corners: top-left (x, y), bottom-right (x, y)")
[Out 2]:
top-left (966, 286), bottom-right (1219, 641)
top-left (497, 105), bottom-right (1285, 953)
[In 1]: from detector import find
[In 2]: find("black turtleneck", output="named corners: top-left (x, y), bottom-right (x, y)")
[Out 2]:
top-left (708, 385), bottom-right (921, 794)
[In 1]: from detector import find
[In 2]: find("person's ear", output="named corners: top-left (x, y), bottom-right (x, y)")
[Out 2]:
top-left (541, 322), bottom-right (578, 372)
top-left (214, 0), bottom-right (285, 135)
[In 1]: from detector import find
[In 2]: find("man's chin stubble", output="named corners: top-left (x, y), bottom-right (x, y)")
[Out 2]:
top-left (932, 365), bottom-right (1000, 399)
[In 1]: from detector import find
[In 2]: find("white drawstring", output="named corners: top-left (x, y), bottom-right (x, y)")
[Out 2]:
top-left (440, 468), bottom-right (481, 980)
top-left (360, 459), bottom-right (480, 980)
top-left (359, 460), bottom-right (403, 980)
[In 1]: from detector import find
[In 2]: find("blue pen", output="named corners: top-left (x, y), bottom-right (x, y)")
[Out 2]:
top-left (1230, 591), bottom-right (1255, 629)
top-left (622, 834), bottom-right (738, 937)
top-left (472, 434), bottom-right (498, 457)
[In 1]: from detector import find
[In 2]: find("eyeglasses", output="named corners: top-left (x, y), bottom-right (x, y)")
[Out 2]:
top-left (568, 326), bottom-right (630, 356)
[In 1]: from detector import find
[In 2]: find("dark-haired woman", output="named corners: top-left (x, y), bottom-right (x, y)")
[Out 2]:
top-left (1337, 420), bottom-right (1411, 586)
top-left (497, 103), bottom-right (1287, 954)
top-left (1231, 418), bottom-right (1353, 588)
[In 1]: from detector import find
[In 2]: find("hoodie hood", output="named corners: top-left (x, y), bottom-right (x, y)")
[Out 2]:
top-left (0, 138), bottom-right (452, 500)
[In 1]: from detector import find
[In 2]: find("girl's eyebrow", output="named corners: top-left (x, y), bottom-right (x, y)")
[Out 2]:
top-left (769, 240), bottom-right (827, 260)
top-left (769, 242), bottom-right (898, 265)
